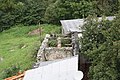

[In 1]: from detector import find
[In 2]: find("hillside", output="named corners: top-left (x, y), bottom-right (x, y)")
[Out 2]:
top-left (0, 24), bottom-right (61, 79)
top-left (0, 0), bottom-right (120, 80)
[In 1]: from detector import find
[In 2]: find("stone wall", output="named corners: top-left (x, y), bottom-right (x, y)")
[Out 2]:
top-left (37, 34), bottom-right (50, 62)
top-left (44, 47), bottom-right (73, 61)
top-left (37, 34), bottom-right (73, 62)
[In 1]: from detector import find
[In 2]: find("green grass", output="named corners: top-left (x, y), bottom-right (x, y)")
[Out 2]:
top-left (0, 24), bottom-right (61, 79)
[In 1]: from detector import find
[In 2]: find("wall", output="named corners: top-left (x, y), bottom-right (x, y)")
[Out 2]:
top-left (37, 34), bottom-right (73, 62)
top-left (45, 47), bottom-right (73, 61)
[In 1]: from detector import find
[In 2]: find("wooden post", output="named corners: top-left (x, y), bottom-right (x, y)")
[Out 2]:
top-left (39, 22), bottom-right (42, 44)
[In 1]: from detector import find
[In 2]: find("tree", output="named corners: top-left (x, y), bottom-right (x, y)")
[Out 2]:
top-left (0, 0), bottom-right (16, 12)
top-left (92, 0), bottom-right (119, 16)
top-left (44, 0), bottom-right (94, 24)
top-left (0, 0), bottom-right (48, 31)
top-left (80, 15), bottom-right (120, 80)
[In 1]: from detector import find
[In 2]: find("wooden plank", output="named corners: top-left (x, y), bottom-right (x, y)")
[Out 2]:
top-left (4, 73), bottom-right (25, 80)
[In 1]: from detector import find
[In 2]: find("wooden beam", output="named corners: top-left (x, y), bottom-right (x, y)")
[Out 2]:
top-left (4, 72), bottom-right (25, 80)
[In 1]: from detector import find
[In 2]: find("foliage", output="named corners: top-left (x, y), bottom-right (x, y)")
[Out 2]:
top-left (15, 0), bottom-right (45, 25)
top-left (61, 39), bottom-right (71, 47)
top-left (44, 0), bottom-right (119, 24)
top-left (0, 0), bottom-right (55, 32)
top-left (92, 0), bottom-right (119, 16)
top-left (44, 0), bottom-right (94, 24)
top-left (48, 39), bottom-right (57, 47)
top-left (2, 64), bottom-right (20, 79)
top-left (80, 15), bottom-right (120, 80)
top-left (0, 0), bottom-right (16, 12)
top-left (0, 0), bottom-right (119, 31)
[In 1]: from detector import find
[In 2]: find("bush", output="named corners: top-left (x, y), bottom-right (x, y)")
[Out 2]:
top-left (80, 15), bottom-right (120, 80)
top-left (48, 39), bottom-right (57, 47)
top-left (44, 0), bottom-right (94, 24)
top-left (61, 39), bottom-right (71, 47)
top-left (0, 0), bottom-right (46, 32)
top-left (2, 64), bottom-right (20, 79)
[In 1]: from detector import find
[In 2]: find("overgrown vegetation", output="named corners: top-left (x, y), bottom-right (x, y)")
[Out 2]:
top-left (48, 39), bottom-right (57, 47)
top-left (61, 39), bottom-right (71, 47)
top-left (0, 0), bottom-right (119, 31)
top-left (80, 15), bottom-right (120, 80)
top-left (0, 24), bottom-right (60, 79)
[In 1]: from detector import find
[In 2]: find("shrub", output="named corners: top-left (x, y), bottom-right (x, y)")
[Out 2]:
top-left (44, 0), bottom-right (94, 24)
top-left (61, 39), bottom-right (71, 47)
top-left (80, 15), bottom-right (120, 80)
top-left (2, 64), bottom-right (20, 79)
top-left (48, 39), bottom-right (57, 47)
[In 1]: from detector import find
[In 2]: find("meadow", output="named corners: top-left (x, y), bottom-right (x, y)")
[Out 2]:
top-left (0, 24), bottom-right (61, 79)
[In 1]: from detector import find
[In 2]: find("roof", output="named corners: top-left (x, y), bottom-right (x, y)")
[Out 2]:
top-left (60, 16), bottom-right (115, 35)
top-left (23, 56), bottom-right (83, 80)
top-left (60, 19), bottom-right (83, 35)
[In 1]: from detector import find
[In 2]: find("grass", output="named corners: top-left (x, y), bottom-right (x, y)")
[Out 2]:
top-left (0, 24), bottom-right (61, 79)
